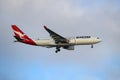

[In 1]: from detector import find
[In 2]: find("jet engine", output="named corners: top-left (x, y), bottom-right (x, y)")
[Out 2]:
top-left (63, 46), bottom-right (74, 50)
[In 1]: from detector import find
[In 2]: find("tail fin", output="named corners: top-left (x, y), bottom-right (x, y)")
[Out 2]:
top-left (11, 25), bottom-right (36, 45)
top-left (12, 25), bottom-right (25, 40)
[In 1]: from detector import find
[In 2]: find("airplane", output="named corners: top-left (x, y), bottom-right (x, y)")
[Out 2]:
top-left (11, 25), bottom-right (102, 53)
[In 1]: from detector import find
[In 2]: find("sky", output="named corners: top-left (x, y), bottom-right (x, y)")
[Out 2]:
top-left (0, 0), bottom-right (120, 80)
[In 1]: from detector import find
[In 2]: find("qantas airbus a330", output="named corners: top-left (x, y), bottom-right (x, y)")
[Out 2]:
top-left (11, 25), bottom-right (102, 53)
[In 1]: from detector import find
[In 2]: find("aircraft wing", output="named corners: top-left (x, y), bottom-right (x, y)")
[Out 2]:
top-left (44, 26), bottom-right (69, 44)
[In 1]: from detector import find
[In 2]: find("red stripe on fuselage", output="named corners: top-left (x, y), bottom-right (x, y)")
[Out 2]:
top-left (22, 35), bottom-right (36, 45)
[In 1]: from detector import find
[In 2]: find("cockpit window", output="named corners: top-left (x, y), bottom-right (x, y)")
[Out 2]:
top-left (97, 37), bottom-right (99, 39)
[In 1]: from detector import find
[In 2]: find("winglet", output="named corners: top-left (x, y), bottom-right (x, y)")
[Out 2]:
top-left (44, 25), bottom-right (48, 30)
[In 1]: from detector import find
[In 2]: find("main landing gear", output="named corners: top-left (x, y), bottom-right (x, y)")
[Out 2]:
top-left (55, 47), bottom-right (61, 53)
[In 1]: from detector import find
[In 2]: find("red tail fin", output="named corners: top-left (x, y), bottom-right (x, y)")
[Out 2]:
top-left (11, 25), bottom-right (36, 45)
top-left (12, 25), bottom-right (25, 38)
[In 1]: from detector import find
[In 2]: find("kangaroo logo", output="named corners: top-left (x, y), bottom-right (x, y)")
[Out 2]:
top-left (14, 31), bottom-right (25, 39)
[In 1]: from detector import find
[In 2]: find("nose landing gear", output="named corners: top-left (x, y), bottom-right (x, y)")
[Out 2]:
top-left (91, 44), bottom-right (93, 48)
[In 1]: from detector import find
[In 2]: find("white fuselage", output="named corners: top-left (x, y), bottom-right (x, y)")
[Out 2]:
top-left (34, 37), bottom-right (101, 47)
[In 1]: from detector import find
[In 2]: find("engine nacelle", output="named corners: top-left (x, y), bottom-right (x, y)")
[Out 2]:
top-left (63, 46), bottom-right (75, 50)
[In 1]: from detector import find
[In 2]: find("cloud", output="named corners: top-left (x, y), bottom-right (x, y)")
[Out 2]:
top-left (0, 0), bottom-right (120, 80)
top-left (1, 0), bottom-right (120, 65)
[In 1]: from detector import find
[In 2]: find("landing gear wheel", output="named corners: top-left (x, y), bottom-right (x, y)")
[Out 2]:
top-left (55, 51), bottom-right (58, 53)
top-left (55, 47), bottom-right (61, 53)
top-left (58, 49), bottom-right (60, 51)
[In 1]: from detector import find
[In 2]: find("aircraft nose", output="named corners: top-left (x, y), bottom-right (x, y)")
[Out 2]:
top-left (97, 39), bottom-right (102, 43)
